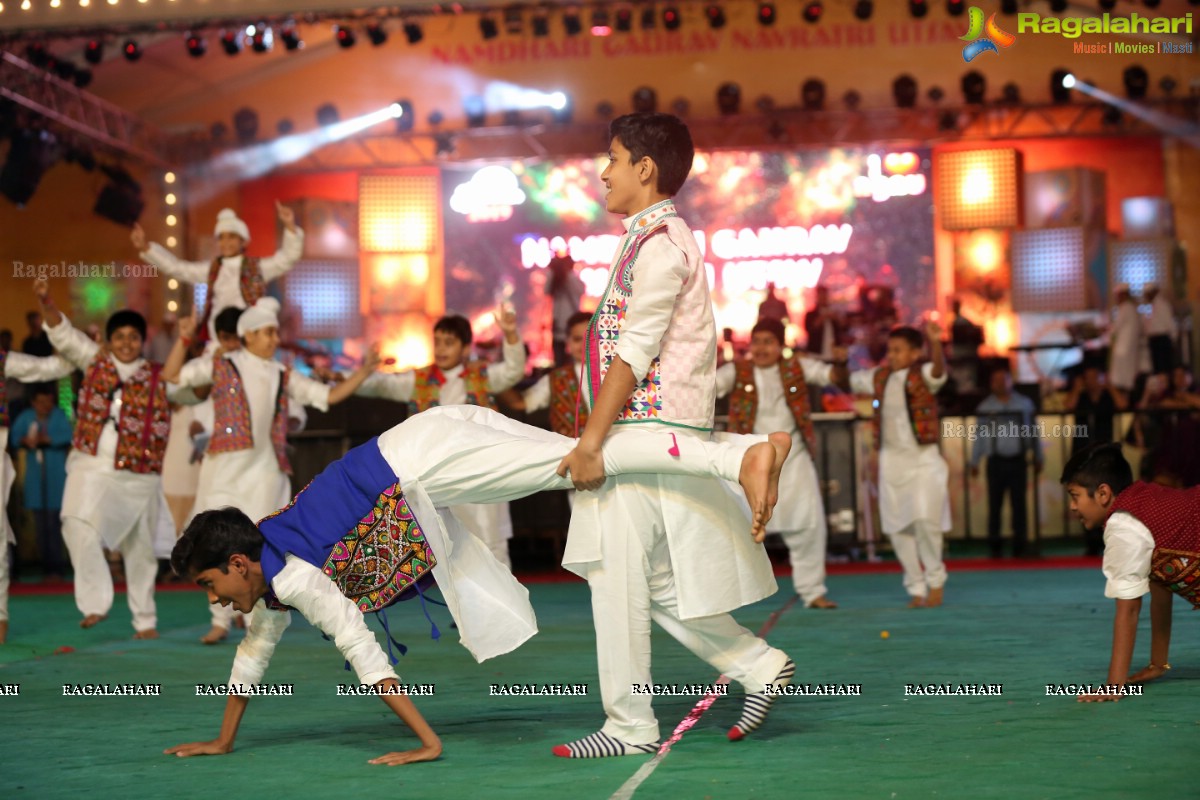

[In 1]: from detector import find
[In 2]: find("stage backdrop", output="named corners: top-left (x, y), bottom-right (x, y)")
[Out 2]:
top-left (442, 146), bottom-right (935, 364)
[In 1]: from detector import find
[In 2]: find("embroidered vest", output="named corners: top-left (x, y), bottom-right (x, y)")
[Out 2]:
top-left (71, 355), bottom-right (170, 474)
top-left (0, 350), bottom-right (7, 428)
top-left (208, 356), bottom-right (292, 474)
top-left (197, 256), bottom-right (265, 339)
top-left (727, 358), bottom-right (817, 454)
top-left (872, 364), bottom-right (940, 447)
top-left (549, 363), bottom-right (588, 437)
top-left (1110, 482), bottom-right (1200, 608)
top-left (409, 362), bottom-right (497, 414)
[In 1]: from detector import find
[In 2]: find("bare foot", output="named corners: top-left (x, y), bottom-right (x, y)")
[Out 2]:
top-left (200, 626), bottom-right (228, 645)
top-left (739, 434), bottom-right (792, 543)
top-left (0, 619), bottom-right (8, 644)
top-left (806, 596), bottom-right (838, 609)
top-left (133, 629), bottom-right (159, 640)
top-left (907, 596), bottom-right (926, 608)
top-left (80, 614), bottom-right (107, 628)
top-left (925, 587), bottom-right (944, 608)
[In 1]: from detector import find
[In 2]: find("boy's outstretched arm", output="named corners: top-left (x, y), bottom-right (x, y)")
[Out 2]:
top-left (327, 344), bottom-right (381, 406)
top-left (368, 679), bottom-right (443, 766)
top-left (1079, 597), bottom-right (1141, 703)
top-left (557, 355), bottom-right (637, 490)
top-left (164, 694), bottom-right (249, 757)
top-left (1127, 580), bottom-right (1173, 685)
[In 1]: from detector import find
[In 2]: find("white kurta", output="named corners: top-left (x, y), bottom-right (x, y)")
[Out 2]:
top-left (1145, 296), bottom-right (1178, 338)
top-left (140, 227), bottom-right (304, 339)
top-left (1110, 300), bottom-right (1141, 391)
top-left (178, 349), bottom-right (330, 523)
top-left (850, 363), bottom-right (951, 534)
top-left (1101, 512), bottom-right (1155, 600)
top-left (521, 360), bottom-right (588, 414)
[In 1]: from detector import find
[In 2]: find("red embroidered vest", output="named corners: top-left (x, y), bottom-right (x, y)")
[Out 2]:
top-left (1110, 482), bottom-right (1200, 608)
top-left (197, 256), bottom-right (265, 339)
top-left (71, 355), bottom-right (170, 474)
top-left (549, 363), bottom-right (588, 437)
top-left (0, 350), bottom-right (7, 428)
top-left (872, 364), bottom-right (940, 447)
top-left (726, 358), bottom-right (817, 454)
top-left (208, 356), bottom-right (292, 474)
top-left (410, 362), bottom-right (497, 413)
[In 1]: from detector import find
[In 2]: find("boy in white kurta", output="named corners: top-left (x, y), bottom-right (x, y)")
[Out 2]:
top-left (132, 203), bottom-right (302, 342)
top-left (356, 312), bottom-right (527, 569)
top-left (717, 317), bottom-right (846, 609)
top-left (167, 299), bottom-right (379, 643)
top-left (848, 323), bottom-right (950, 607)
top-left (0, 348), bottom-right (74, 643)
top-left (555, 113), bottom-right (793, 758)
top-left (165, 404), bottom-right (778, 764)
top-left (35, 281), bottom-right (185, 636)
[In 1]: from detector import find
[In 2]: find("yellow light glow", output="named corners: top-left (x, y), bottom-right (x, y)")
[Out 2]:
top-left (21, 0), bottom-right (31, 9)
top-left (164, 172), bottom-right (176, 184)
top-left (961, 167), bottom-right (994, 206)
top-left (79, 0), bottom-right (89, 6)
top-left (166, 214), bottom-right (177, 226)
top-left (968, 231), bottom-right (1002, 274)
top-left (381, 315), bottom-right (435, 370)
top-left (106, 0), bottom-right (117, 6)
top-left (50, 0), bottom-right (61, 8)
top-left (168, 278), bottom-right (178, 289)
top-left (988, 314), bottom-right (1015, 354)
top-left (165, 193), bottom-right (176, 205)
top-left (167, 300), bottom-right (179, 312)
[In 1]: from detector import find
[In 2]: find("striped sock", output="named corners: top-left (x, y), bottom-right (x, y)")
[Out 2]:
top-left (551, 731), bottom-right (660, 758)
top-left (728, 658), bottom-right (795, 741)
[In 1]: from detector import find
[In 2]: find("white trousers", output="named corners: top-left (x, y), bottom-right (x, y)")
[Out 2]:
top-left (0, 538), bottom-right (8, 623)
top-left (450, 502), bottom-right (513, 570)
top-left (772, 450), bottom-right (828, 603)
top-left (779, 528), bottom-right (828, 604)
top-left (587, 482), bottom-right (790, 745)
top-left (888, 520), bottom-right (947, 598)
top-left (62, 516), bottom-right (158, 631)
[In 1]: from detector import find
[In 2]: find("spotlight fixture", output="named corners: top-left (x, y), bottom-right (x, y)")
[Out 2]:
top-left (946, 0), bottom-right (964, 15)
top-left (1123, 65), bottom-right (1148, 99)
top-left (615, 8), bottom-right (633, 31)
top-left (853, 0), bottom-right (873, 20)
top-left (210, 122), bottom-right (229, 145)
top-left (532, 12), bottom-right (550, 36)
top-left (758, 2), bottom-right (776, 25)
top-left (591, 8), bottom-right (612, 35)
top-left (464, 96), bottom-right (486, 127)
top-left (122, 39), bottom-right (141, 62)
top-left (428, 110), bottom-right (445, 127)
top-left (26, 43), bottom-right (49, 67)
top-left (662, 5), bottom-right (681, 30)
top-left (504, 6), bottom-right (524, 35)
top-left (315, 103), bottom-right (339, 126)
top-left (281, 25), bottom-right (303, 50)
top-left (842, 89), bottom-right (862, 111)
top-left (84, 39), bottom-right (103, 64)
top-left (233, 107), bottom-right (259, 144)
top-left (251, 25), bottom-right (272, 53)
top-left (221, 30), bottom-right (241, 55)
top-left (1099, 0), bottom-right (1117, 8)
top-left (73, 68), bottom-right (92, 88)
top-left (1102, 105), bottom-right (1123, 126)
top-left (596, 100), bottom-right (615, 120)
top-left (185, 33), bottom-right (206, 57)
top-left (961, 70), bottom-right (987, 104)
top-left (366, 21), bottom-right (387, 46)
top-left (394, 99), bottom-right (415, 132)
top-left (1050, 68), bottom-right (1072, 103)
top-left (801, 78), bottom-right (826, 110)
top-left (755, 95), bottom-right (775, 113)
top-left (1159, 75), bottom-right (1177, 96)
top-left (479, 16), bottom-right (499, 39)
top-left (93, 165), bottom-right (144, 227)
top-left (705, 4), bottom-right (726, 29)
top-left (0, 128), bottom-right (59, 208)
top-left (927, 85), bottom-right (945, 103)
top-left (335, 25), bottom-right (356, 48)
top-left (1143, 0), bottom-right (1161, 8)
top-left (564, 9), bottom-right (583, 35)
top-left (671, 97), bottom-right (690, 116)
top-left (909, 0), bottom-right (928, 18)
top-left (1049, 0), bottom-right (1067, 11)
top-left (1001, 82), bottom-right (1021, 104)
top-left (803, 1), bottom-right (823, 23)
top-left (434, 133), bottom-right (455, 157)
top-left (403, 21), bottom-right (424, 44)
top-left (552, 94), bottom-right (574, 123)
top-left (52, 60), bottom-right (76, 82)
top-left (716, 82), bottom-right (741, 115)
top-left (1000, 0), bottom-right (1017, 13)
top-left (893, 74), bottom-right (918, 108)
top-left (632, 86), bottom-right (657, 113)
top-left (277, 119), bottom-right (294, 135)
top-left (641, 7), bottom-right (656, 29)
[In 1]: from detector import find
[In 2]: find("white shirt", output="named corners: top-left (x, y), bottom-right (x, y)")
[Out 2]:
top-left (850, 363), bottom-right (947, 450)
top-left (4, 351), bottom-right (74, 388)
top-left (1102, 512), bottom-right (1156, 600)
top-left (1146, 296), bottom-right (1178, 337)
top-left (523, 361), bottom-right (587, 414)
top-left (357, 340), bottom-right (527, 404)
top-left (715, 357), bottom-right (834, 451)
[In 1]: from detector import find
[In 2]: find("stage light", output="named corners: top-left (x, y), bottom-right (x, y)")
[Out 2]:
top-left (335, 26), bottom-right (356, 48)
top-left (427, 110), bottom-right (444, 127)
top-left (1049, 0), bottom-right (1067, 11)
top-left (705, 4), bottom-right (726, 29)
top-left (73, 68), bottom-right (92, 88)
top-left (758, 2), bottom-right (776, 24)
top-left (591, 8), bottom-right (612, 35)
top-left (596, 100), bottom-right (615, 120)
top-left (277, 119), bottom-right (294, 135)
top-left (93, 165), bottom-right (144, 226)
top-left (366, 21), bottom-right (387, 46)
top-left (615, 8), bottom-right (633, 31)
top-left (671, 97), bottom-right (690, 116)
top-left (716, 82), bottom-right (741, 115)
top-left (803, 1), bottom-right (822, 24)
top-left (186, 34), bottom-right (206, 57)
top-left (928, 85), bottom-right (945, 104)
top-left (1099, 0), bottom-right (1117, 9)
top-left (532, 12), bottom-right (549, 36)
top-left (1143, 0), bottom-right (1161, 8)
top-left (1102, 106), bottom-right (1123, 126)
top-left (552, 94), bottom-right (573, 123)
top-left (279, 25), bottom-right (302, 50)
top-left (1124, 65), bottom-right (1149, 99)
top-left (801, 79), bottom-right (825, 111)
top-left (632, 86), bottom-right (657, 113)
top-left (84, 39), bottom-right (103, 64)
top-left (234, 108), bottom-right (259, 144)
top-left (842, 89), bottom-right (862, 111)
top-left (0, 129), bottom-right (59, 208)
top-left (641, 6), bottom-right (656, 29)
top-left (316, 103), bottom-right (339, 126)
top-left (662, 5), bottom-right (681, 30)
top-left (1159, 76), bottom-right (1177, 96)
top-left (853, 0), bottom-right (872, 20)
top-left (52, 60), bottom-right (76, 82)
top-left (1050, 69), bottom-right (1072, 103)
top-left (564, 9), bottom-right (583, 35)
top-left (434, 133), bottom-right (455, 157)
top-left (893, 74), bottom-right (918, 108)
top-left (946, 0), bottom-right (964, 16)
top-left (403, 21), bottom-right (424, 44)
top-left (504, 6), bottom-right (524, 35)
top-left (394, 99), bottom-right (415, 132)
top-left (221, 30), bottom-right (241, 55)
top-left (122, 39), bottom-right (141, 61)
top-left (251, 26), bottom-right (272, 53)
top-left (1000, 0), bottom-right (1017, 13)
top-left (962, 70), bottom-right (986, 104)
top-left (464, 95), bottom-right (486, 127)
top-left (909, 0), bottom-right (928, 19)
top-left (1062, 73), bottom-right (1076, 89)
top-left (1001, 82), bottom-right (1020, 104)
top-left (26, 42), bottom-right (48, 66)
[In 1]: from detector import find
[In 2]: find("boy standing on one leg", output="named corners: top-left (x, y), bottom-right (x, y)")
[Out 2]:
top-left (555, 113), bottom-right (794, 758)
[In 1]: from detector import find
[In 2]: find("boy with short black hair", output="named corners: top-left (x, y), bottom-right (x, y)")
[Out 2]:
top-left (848, 322), bottom-right (949, 607)
top-left (1061, 442), bottom-right (1196, 701)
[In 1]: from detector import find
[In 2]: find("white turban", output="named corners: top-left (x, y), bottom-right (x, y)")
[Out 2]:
top-left (237, 297), bottom-right (281, 336)
top-left (214, 208), bottom-right (251, 243)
